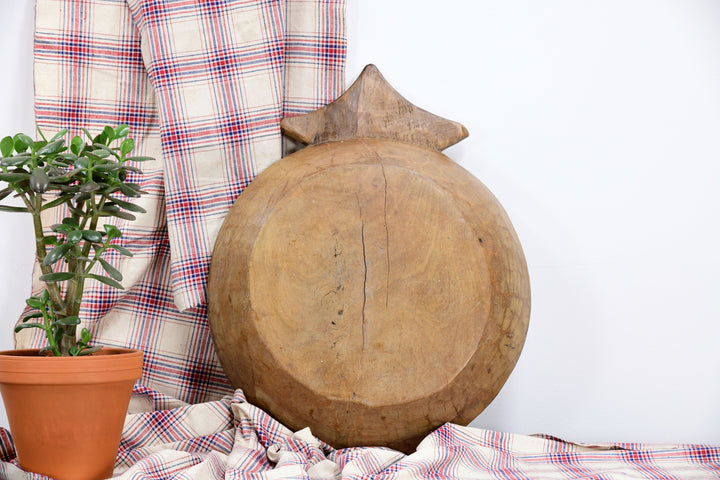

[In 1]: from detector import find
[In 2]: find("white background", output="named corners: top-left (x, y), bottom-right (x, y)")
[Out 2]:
top-left (1, 1), bottom-right (719, 444)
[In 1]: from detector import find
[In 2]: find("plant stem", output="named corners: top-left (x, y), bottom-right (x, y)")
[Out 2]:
top-left (58, 334), bottom-right (76, 356)
top-left (30, 193), bottom-right (65, 313)
top-left (64, 192), bottom-right (104, 320)
top-left (43, 300), bottom-right (60, 356)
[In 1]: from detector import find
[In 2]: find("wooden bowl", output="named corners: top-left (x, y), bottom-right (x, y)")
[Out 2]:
top-left (208, 65), bottom-right (530, 452)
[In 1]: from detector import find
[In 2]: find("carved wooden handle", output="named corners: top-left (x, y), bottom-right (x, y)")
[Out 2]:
top-left (281, 64), bottom-right (469, 151)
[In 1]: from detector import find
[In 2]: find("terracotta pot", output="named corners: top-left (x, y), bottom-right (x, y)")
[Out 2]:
top-left (0, 348), bottom-right (143, 480)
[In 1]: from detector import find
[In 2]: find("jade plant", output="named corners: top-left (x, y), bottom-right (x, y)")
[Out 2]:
top-left (0, 125), bottom-right (152, 356)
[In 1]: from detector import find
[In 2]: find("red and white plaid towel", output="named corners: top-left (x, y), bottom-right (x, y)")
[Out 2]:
top-left (2, 386), bottom-right (719, 479)
top-left (18, 0), bottom-right (345, 405)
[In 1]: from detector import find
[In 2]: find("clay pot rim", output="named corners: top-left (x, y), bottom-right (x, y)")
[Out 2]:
top-left (0, 347), bottom-right (143, 385)
top-left (0, 347), bottom-right (139, 358)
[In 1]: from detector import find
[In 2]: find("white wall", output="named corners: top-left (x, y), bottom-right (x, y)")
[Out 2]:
top-left (345, 0), bottom-right (720, 444)
top-left (0, 0), bottom-right (40, 429)
top-left (2, 1), bottom-right (719, 445)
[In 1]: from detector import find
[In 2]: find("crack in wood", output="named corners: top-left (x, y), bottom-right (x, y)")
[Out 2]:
top-left (360, 221), bottom-right (368, 351)
top-left (356, 192), bottom-right (368, 352)
top-left (380, 162), bottom-right (390, 308)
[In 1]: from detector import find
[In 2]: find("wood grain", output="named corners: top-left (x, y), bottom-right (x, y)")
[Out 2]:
top-left (208, 66), bottom-right (530, 453)
top-left (281, 64), bottom-right (469, 150)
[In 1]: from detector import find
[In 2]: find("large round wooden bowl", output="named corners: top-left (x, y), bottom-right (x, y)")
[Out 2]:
top-left (208, 65), bottom-right (530, 452)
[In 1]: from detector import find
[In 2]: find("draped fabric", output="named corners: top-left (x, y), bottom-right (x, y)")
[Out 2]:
top-left (2, 387), bottom-right (720, 479)
top-left (16, 0), bottom-right (346, 404)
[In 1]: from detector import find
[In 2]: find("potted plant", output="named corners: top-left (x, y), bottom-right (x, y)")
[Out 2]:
top-left (0, 125), bottom-right (151, 480)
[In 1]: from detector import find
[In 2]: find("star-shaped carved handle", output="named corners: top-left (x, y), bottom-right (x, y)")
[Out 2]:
top-left (281, 64), bottom-right (469, 151)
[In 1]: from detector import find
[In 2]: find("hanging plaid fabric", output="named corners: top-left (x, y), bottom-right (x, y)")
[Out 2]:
top-left (17, 0), bottom-right (346, 405)
top-left (126, 0), bottom-right (348, 312)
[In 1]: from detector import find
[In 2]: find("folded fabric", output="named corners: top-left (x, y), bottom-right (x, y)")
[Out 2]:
top-left (18, 0), bottom-right (346, 406)
top-left (2, 386), bottom-right (719, 479)
top-left (115, 390), bottom-right (720, 480)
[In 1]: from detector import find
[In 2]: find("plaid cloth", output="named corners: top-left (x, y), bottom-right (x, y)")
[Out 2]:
top-left (2, 387), bottom-right (719, 479)
top-left (8, 1), bottom-right (720, 479)
top-left (126, 0), bottom-right (344, 311)
top-left (16, 0), bottom-right (346, 404)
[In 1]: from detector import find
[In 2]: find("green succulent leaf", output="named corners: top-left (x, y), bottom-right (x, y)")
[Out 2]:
top-left (86, 273), bottom-right (124, 290)
top-left (107, 210), bottom-right (136, 221)
top-left (122, 165), bottom-right (143, 174)
top-left (103, 224), bottom-right (122, 239)
top-left (15, 323), bottom-right (46, 333)
top-left (0, 136), bottom-right (14, 157)
top-left (114, 124), bottom-right (130, 139)
top-left (52, 328), bottom-right (63, 346)
top-left (109, 244), bottom-right (133, 257)
top-left (13, 133), bottom-right (33, 152)
top-left (94, 163), bottom-right (122, 172)
top-left (22, 312), bottom-right (44, 322)
top-left (29, 168), bottom-right (50, 193)
top-left (100, 205), bottom-right (122, 216)
top-left (79, 181), bottom-right (100, 193)
top-left (25, 297), bottom-right (44, 309)
top-left (84, 151), bottom-right (103, 163)
top-left (80, 327), bottom-right (91, 343)
top-left (103, 126), bottom-right (116, 142)
top-left (46, 165), bottom-right (64, 177)
top-left (93, 132), bottom-right (108, 145)
top-left (117, 183), bottom-right (142, 197)
top-left (108, 196), bottom-right (147, 213)
top-left (43, 242), bottom-right (72, 266)
top-left (49, 129), bottom-right (68, 142)
top-left (58, 168), bottom-right (83, 181)
top-left (39, 272), bottom-right (75, 282)
top-left (72, 192), bottom-right (90, 203)
top-left (1, 155), bottom-right (31, 167)
top-left (98, 258), bottom-right (123, 281)
top-left (77, 345), bottom-right (103, 356)
top-left (0, 205), bottom-right (29, 213)
top-left (41, 196), bottom-right (70, 211)
top-left (91, 148), bottom-right (111, 158)
top-left (36, 139), bottom-right (65, 156)
top-left (125, 155), bottom-right (154, 163)
top-left (56, 316), bottom-right (81, 326)
top-left (52, 223), bottom-right (73, 233)
top-left (39, 345), bottom-right (58, 356)
top-left (67, 230), bottom-right (83, 244)
top-left (82, 230), bottom-right (103, 243)
top-left (120, 138), bottom-right (135, 156)
top-left (62, 217), bottom-right (80, 228)
top-left (70, 135), bottom-right (84, 155)
top-left (74, 157), bottom-right (90, 169)
top-left (67, 205), bottom-right (85, 216)
top-left (0, 172), bottom-right (30, 183)
top-left (31, 140), bottom-right (47, 154)
top-left (128, 182), bottom-right (147, 193)
top-left (57, 152), bottom-right (78, 162)
top-left (94, 142), bottom-right (119, 155)
top-left (81, 128), bottom-right (94, 142)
